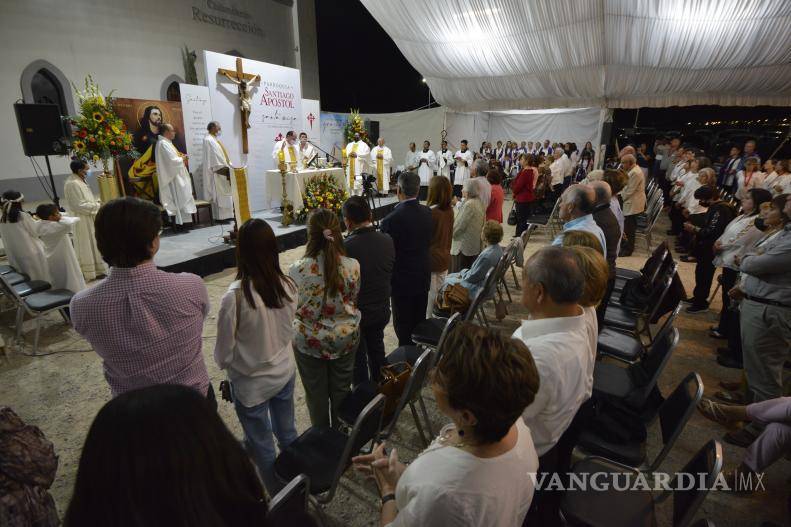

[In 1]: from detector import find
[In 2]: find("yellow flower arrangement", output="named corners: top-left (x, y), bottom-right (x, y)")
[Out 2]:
top-left (297, 173), bottom-right (349, 223)
top-left (69, 75), bottom-right (138, 166)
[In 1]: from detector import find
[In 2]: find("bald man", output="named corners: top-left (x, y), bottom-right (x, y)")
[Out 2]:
top-left (552, 184), bottom-right (607, 255)
top-left (619, 154), bottom-right (646, 256)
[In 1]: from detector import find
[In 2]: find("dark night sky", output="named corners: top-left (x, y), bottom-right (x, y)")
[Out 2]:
top-left (314, 0), bottom-right (432, 113)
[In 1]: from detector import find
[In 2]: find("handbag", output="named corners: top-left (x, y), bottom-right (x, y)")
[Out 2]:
top-left (438, 283), bottom-right (470, 314)
top-left (507, 203), bottom-right (518, 226)
top-left (218, 288), bottom-right (244, 404)
top-left (378, 362), bottom-right (412, 421)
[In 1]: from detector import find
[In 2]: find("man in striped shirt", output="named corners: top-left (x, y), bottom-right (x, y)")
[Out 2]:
top-left (70, 197), bottom-right (211, 402)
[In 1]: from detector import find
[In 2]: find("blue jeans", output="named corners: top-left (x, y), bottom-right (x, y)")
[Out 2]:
top-left (232, 375), bottom-right (298, 494)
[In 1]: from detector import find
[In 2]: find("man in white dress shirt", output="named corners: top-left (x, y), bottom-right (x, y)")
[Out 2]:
top-left (416, 140), bottom-right (436, 191)
top-left (453, 139), bottom-right (474, 197)
top-left (405, 142), bottom-right (419, 172)
top-left (345, 132), bottom-right (371, 195)
top-left (369, 137), bottom-right (393, 194)
top-left (512, 245), bottom-right (593, 524)
top-left (156, 124), bottom-right (196, 231)
top-left (201, 121), bottom-right (233, 221)
top-left (436, 140), bottom-right (453, 180)
top-left (297, 132), bottom-right (316, 170)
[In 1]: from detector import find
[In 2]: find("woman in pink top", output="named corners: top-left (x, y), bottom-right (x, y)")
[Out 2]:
top-left (486, 169), bottom-right (505, 223)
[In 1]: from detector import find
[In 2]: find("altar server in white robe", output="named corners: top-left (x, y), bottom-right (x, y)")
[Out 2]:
top-left (0, 191), bottom-right (50, 282)
top-left (369, 137), bottom-right (393, 194)
top-left (272, 130), bottom-right (299, 170)
top-left (454, 140), bottom-right (474, 193)
top-left (34, 203), bottom-right (86, 293)
top-left (417, 140), bottom-right (437, 187)
top-left (436, 140), bottom-right (454, 180)
top-left (156, 124), bottom-right (197, 229)
top-left (201, 121), bottom-right (234, 221)
top-left (345, 132), bottom-right (371, 195)
top-left (298, 132), bottom-right (316, 170)
top-left (63, 159), bottom-right (107, 280)
top-left (404, 142), bottom-right (419, 172)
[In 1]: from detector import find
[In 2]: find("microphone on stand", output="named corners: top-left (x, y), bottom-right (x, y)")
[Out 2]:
top-left (307, 140), bottom-right (341, 166)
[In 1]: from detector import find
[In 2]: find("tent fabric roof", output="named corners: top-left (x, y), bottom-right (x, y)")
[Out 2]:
top-left (360, 0), bottom-right (791, 111)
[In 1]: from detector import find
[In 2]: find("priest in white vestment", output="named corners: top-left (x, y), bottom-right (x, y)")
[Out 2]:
top-left (298, 132), bottom-right (316, 170)
top-left (370, 137), bottom-right (393, 194)
top-left (63, 159), bottom-right (107, 280)
top-left (0, 192), bottom-right (50, 282)
top-left (417, 140), bottom-right (437, 187)
top-left (436, 140), bottom-right (454, 179)
top-left (345, 133), bottom-right (371, 195)
top-left (34, 204), bottom-right (86, 293)
top-left (454, 140), bottom-right (474, 192)
top-left (405, 142), bottom-right (419, 172)
top-left (201, 122), bottom-right (234, 221)
top-left (156, 124), bottom-right (197, 229)
top-left (272, 131), bottom-right (299, 170)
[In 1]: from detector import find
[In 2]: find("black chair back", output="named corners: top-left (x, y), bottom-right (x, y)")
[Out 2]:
top-left (649, 372), bottom-right (703, 471)
top-left (627, 327), bottom-right (679, 407)
top-left (671, 440), bottom-right (723, 527)
top-left (431, 312), bottom-right (461, 370)
top-left (267, 473), bottom-right (310, 523)
top-left (383, 348), bottom-right (433, 439)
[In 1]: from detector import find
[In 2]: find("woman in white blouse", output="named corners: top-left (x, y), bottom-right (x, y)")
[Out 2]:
top-left (711, 188), bottom-right (773, 367)
top-left (353, 323), bottom-right (540, 527)
top-left (763, 159), bottom-right (791, 196)
top-left (735, 157), bottom-right (764, 202)
top-left (214, 218), bottom-right (298, 495)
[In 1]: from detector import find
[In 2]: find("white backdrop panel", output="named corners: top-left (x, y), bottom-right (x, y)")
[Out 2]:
top-left (486, 108), bottom-right (602, 149)
top-left (445, 111), bottom-right (489, 153)
top-left (203, 50), bottom-right (302, 211)
top-left (179, 84), bottom-right (213, 200)
top-left (363, 107), bottom-right (445, 169)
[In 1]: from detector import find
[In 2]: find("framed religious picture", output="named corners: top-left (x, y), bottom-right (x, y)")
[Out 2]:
top-left (113, 98), bottom-right (187, 201)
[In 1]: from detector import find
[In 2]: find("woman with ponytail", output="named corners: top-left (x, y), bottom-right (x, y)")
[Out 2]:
top-left (0, 190), bottom-right (51, 281)
top-left (289, 208), bottom-right (361, 428)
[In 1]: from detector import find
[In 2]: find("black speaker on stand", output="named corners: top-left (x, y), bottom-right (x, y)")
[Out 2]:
top-left (14, 103), bottom-right (68, 208)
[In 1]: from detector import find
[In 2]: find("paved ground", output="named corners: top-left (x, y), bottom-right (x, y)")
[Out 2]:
top-left (0, 200), bottom-right (787, 526)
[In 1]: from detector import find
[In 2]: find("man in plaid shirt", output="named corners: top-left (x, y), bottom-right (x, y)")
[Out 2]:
top-left (70, 197), bottom-right (211, 402)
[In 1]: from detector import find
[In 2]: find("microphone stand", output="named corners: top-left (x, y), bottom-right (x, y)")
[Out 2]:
top-left (307, 140), bottom-right (341, 167)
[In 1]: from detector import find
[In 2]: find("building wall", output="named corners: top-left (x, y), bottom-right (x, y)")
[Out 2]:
top-left (0, 0), bottom-right (319, 199)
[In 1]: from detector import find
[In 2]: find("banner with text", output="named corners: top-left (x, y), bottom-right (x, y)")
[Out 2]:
top-left (203, 50), bottom-right (302, 211)
top-left (320, 112), bottom-right (347, 162)
top-left (179, 84), bottom-right (213, 199)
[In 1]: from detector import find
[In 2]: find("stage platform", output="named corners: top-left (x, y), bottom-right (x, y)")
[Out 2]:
top-left (154, 195), bottom-right (400, 277)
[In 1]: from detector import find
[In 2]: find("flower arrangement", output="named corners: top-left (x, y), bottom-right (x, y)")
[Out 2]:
top-left (296, 173), bottom-right (349, 223)
top-left (68, 75), bottom-right (137, 172)
top-left (343, 108), bottom-right (371, 145)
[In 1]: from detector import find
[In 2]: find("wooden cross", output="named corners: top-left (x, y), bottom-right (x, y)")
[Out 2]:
top-left (218, 57), bottom-right (260, 154)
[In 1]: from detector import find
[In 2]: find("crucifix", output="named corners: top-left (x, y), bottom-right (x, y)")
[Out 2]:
top-left (218, 57), bottom-right (260, 154)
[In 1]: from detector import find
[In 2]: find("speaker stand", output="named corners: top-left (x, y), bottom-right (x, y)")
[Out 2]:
top-left (43, 155), bottom-right (62, 211)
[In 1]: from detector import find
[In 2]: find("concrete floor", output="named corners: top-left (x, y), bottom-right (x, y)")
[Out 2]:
top-left (0, 200), bottom-right (788, 526)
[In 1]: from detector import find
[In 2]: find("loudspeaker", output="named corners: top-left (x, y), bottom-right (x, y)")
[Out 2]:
top-left (14, 103), bottom-right (66, 156)
top-left (366, 120), bottom-right (380, 142)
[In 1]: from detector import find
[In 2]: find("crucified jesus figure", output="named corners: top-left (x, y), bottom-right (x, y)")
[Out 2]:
top-left (222, 72), bottom-right (260, 129)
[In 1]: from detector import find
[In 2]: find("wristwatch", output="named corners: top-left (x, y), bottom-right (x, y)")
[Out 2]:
top-left (381, 493), bottom-right (396, 505)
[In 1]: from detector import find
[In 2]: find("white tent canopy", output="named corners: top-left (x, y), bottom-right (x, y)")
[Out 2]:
top-left (360, 0), bottom-right (791, 111)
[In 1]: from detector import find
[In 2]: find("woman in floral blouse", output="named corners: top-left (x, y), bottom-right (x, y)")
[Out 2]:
top-left (289, 208), bottom-right (361, 428)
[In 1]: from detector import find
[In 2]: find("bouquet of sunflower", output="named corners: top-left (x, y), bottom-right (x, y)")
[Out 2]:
top-left (343, 108), bottom-right (371, 146)
top-left (297, 173), bottom-right (349, 223)
top-left (68, 75), bottom-right (137, 171)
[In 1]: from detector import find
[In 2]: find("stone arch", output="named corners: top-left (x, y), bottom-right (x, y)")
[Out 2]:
top-left (20, 59), bottom-right (75, 116)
